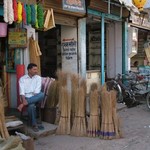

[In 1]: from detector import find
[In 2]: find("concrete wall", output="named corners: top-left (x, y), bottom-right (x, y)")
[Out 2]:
top-left (61, 26), bottom-right (78, 74)
top-left (107, 22), bottom-right (122, 78)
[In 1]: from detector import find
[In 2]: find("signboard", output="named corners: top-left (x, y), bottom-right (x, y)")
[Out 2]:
top-left (62, 0), bottom-right (86, 13)
top-left (8, 28), bottom-right (27, 48)
top-left (130, 12), bottom-right (150, 29)
top-left (62, 38), bottom-right (77, 60)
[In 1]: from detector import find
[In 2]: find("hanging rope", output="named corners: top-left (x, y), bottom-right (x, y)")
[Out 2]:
top-left (13, 0), bottom-right (18, 22)
top-left (37, 4), bottom-right (44, 28)
top-left (22, 3), bottom-right (27, 24)
top-left (17, 1), bottom-right (23, 23)
top-left (4, 0), bottom-right (8, 23)
top-left (8, 0), bottom-right (14, 24)
top-left (34, 4), bottom-right (38, 28)
top-left (31, 4), bottom-right (36, 26)
top-left (26, 4), bottom-right (31, 25)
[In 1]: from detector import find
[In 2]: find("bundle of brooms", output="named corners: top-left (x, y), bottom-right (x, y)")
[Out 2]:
top-left (87, 83), bottom-right (100, 137)
top-left (55, 70), bottom-right (68, 125)
top-left (56, 86), bottom-right (71, 135)
top-left (71, 79), bottom-right (87, 137)
top-left (56, 71), bottom-right (71, 134)
top-left (0, 97), bottom-right (9, 140)
top-left (45, 80), bottom-right (59, 108)
top-left (71, 74), bottom-right (79, 127)
top-left (100, 83), bottom-right (122, 139)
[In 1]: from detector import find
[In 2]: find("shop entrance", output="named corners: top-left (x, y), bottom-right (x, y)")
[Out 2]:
top-left (130, 28), bottom-right (150, 71)
top-left (38, 25), bottom-right (61, 78)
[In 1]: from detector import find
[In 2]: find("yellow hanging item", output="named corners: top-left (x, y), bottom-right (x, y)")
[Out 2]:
top-left (132, 0), bottom-right (147, 11)
top-left (17, 1), bottom-right (23, 23)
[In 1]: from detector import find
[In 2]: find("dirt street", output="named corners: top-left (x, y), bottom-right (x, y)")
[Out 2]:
top-left (35, 101), bottom-right (150, 150)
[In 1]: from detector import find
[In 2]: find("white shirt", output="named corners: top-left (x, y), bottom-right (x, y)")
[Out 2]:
top-left (19, 74), bottom-right (42, 98)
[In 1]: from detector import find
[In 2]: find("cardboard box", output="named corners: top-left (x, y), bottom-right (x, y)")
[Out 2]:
top-left (22, 137), bottom-right (34, 150)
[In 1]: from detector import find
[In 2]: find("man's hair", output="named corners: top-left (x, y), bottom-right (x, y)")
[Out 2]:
top-left (27, 63), bottom-right (37, 70)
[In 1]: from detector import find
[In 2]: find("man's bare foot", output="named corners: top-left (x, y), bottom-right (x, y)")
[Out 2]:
top-left (17, 103), bottom-right (24, 112)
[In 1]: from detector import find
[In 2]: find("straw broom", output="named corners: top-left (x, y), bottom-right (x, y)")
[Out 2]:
top-left (111, 90), bottom-right (123, 138)
top-left (87, 83), bottom-right (100, 137)
top-left (100, 84), bottom-right (115, 140)
top-left (55, 71), bottom-right (68, 125)
top-left (87, 90), bottom-right (100, 137)
top-left (0, 97), bottom-right (9, 139)
top-left (70, 87), bottom-right (78, 135)
top-left (46, 80), bottom-right (59, 108)
top-left (56, 70), bottom-right (67, 87)
top-left (56, 86), bottom-right (70, 134)
top-left (71, 74), bottom-right (79, 127)
top-left (67, 89), bottom-right (71, 134)
top-left (107, 91), bottom-right (115, 140)
top-left (71, 87), bottom-right (86, 136)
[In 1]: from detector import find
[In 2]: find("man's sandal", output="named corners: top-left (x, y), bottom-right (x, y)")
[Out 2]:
top-left (32, 126), bottom-right (39, 132)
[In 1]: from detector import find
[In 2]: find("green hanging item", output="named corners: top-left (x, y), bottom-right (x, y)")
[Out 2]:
top-left (26, 4), bottom-right (31, 25)
top-left (35, 4), bottom-right (39, 28)
top-left (37, 4), bottom-right (44, 28)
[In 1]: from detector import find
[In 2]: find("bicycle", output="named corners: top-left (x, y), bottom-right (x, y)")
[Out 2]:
top-left (106, 73), bottom-right (138, 108)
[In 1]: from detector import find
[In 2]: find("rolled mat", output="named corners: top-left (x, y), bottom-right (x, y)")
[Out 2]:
top-left (16, 65), bottom-right (25, 106)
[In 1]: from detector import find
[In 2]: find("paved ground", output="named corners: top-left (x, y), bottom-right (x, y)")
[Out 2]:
top-left (35, 101), bottom-right (150, 150)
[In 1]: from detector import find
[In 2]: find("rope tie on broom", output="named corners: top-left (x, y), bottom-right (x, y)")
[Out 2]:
top-left (60, 116), bottom-right (68, 118)
top-left (90, 114), bottom-right (99, 116)
top-left (100, 131), bottom-right (115, 137)
top-left (75, 116), bottom-right (85, 118)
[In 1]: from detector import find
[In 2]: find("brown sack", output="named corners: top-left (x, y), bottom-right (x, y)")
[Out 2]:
top-left (44, 9), bottom-right (55, 31)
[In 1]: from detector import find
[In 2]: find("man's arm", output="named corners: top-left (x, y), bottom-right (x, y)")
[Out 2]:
top-left (34, 76), bottom-right (42, 94)
top-left (19, 78), bottom-right (28, 105)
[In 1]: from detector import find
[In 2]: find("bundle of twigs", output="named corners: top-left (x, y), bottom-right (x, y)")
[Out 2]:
top-left (71, 74), bottom-right (79, 126)
top-left (56, 70), bottom-right (68, 87)
top-left (56, 86), bottom-right (71, 134)
top-left (100, 84), bottom-right (122, 139)
top-left (111, 90), bottom-right (122, 138)
top-left (0, 98), bottom-right (9, 140)
top-left (45, 80), bottom-right (59, 108)
top-left (0, 79), bottom-right (8, 107)
top-left (71, 86), bottom-right (87, 137)
top-left (87, 83), bottom-right (100, 137)
top-left (55, 70), bottom-right (68, 125)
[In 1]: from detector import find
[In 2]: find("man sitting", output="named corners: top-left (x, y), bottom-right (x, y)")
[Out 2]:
top-left (17, 63), bottom-right (44, 132)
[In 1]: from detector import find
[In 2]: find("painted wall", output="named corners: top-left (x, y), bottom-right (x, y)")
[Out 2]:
top-left (10, 26), bottom-right (36, 108)
top-left (107, 22), bottom-right (122, 78)
top-left (61, 26), bottom-right (78, 74)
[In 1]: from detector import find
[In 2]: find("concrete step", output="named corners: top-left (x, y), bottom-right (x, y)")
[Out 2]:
top-left (25, 122), bottom-right (57, 139)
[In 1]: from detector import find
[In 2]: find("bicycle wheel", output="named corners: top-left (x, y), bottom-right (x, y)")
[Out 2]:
top-left (115, 84), bottom-right (123, 103)
top-left (146, 92), bottom-right (150, 110)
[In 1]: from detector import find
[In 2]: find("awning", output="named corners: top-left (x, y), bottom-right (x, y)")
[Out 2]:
top-left (118, 0), bottom-right (140, 14)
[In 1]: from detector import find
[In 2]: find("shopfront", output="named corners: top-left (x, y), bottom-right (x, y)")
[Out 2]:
top-left (128, 12), bottom-right (150, 73)
top-left (0, 0), bottom-right (87, 108)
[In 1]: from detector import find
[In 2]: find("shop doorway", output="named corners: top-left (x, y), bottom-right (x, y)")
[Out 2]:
top-left (38, 25), bottom-right (61, 78)
top-left (130, 28), bottom-right (150, 71)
